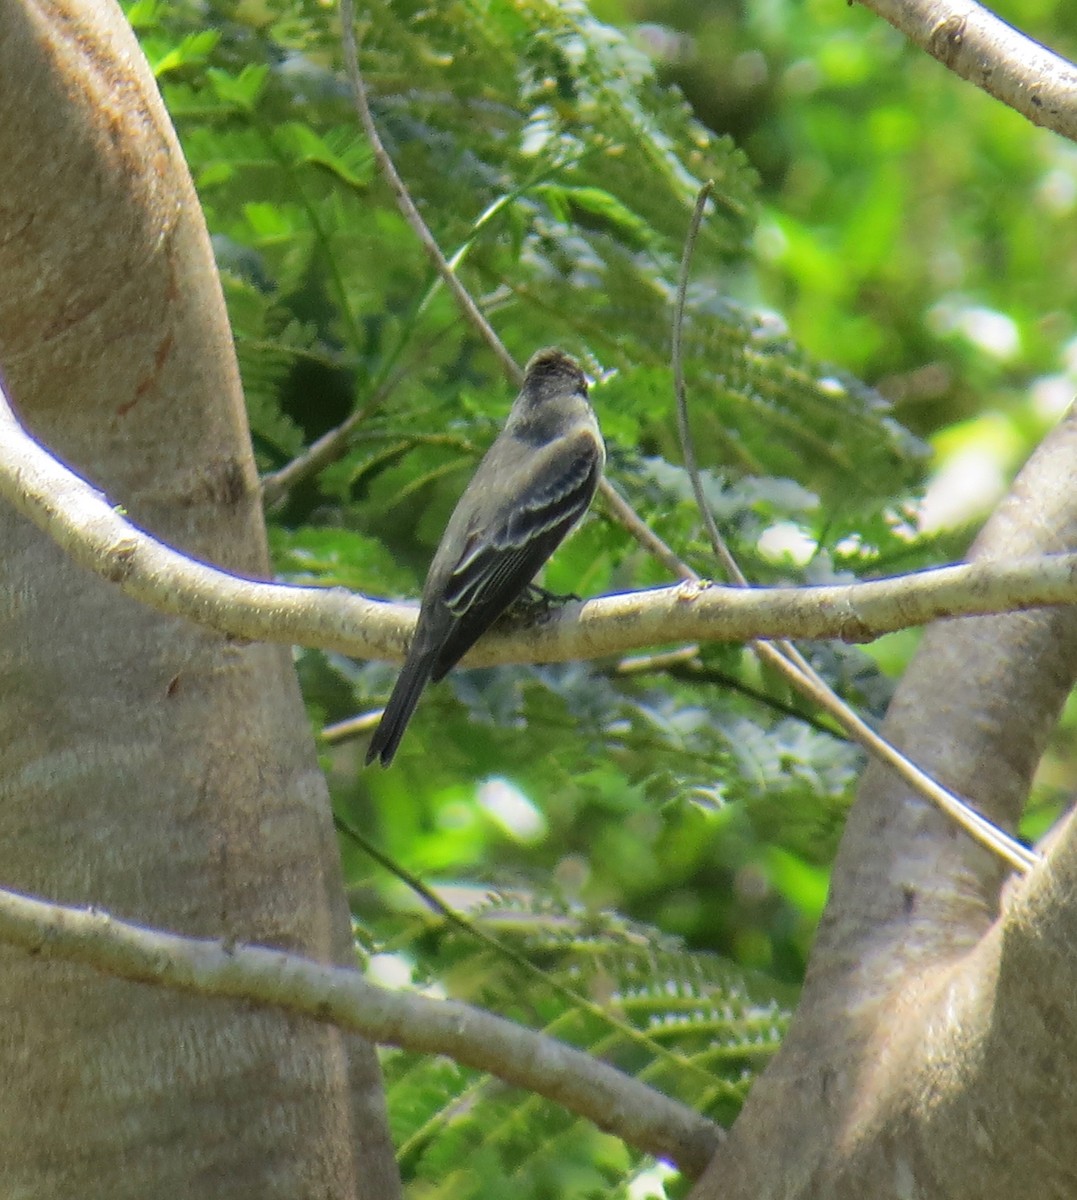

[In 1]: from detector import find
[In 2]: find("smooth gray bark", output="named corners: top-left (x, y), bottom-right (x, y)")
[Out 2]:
top-left (0, 2), bottom-right (400, 1195)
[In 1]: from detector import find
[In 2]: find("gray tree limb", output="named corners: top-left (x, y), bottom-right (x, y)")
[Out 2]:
top-left (859, 0), bottom-right (1077, 142)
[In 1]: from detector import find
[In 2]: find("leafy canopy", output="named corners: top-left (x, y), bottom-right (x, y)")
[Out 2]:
top-left (126, 0), bottom-right (948, 1194)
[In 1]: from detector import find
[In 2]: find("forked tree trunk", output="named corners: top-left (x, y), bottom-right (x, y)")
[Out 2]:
top-left (0, 2), bottom-right (400, 1195)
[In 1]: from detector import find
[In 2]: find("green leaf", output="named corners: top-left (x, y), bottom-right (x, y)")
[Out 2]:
top-left (530, 184), bottom-right (655, 248)
top-left (206, 63), bottom-right (269, 112)
top-left (276, 123), bottom-right (374, 190)
top-left (143, 29), bottom-right (220, 76)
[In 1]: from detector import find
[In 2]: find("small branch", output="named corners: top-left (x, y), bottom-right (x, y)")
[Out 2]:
top-left (856, 0), bottom-right (1077, 143)
top-left (599, 465), bottom-right (698, 583)
top-left (321, 709), bottom-right (382, 745)
top-left (759, 643), bottom-right (1038, 872)
top-left (338, 0), bottom-right (522, 386)
top-left (0, 884), bottom-right (721, 1177)
top-left (671, 185), bottom-right (1036, 873)
top-left (332, 815), bottom-right (723, 1088)
top-left (615, 645), bottom-right (702, 675)
top-left (670, 662), bottom-right (847, 738)
top-left (612, 645), bottom-right (844, 736)
top-left (673, 181), bottom-right (743, 588)
top-left (261, 367), bottom-right (407, 509)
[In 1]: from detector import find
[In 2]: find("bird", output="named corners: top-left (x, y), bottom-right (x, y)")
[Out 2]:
top-left (365, 347), bottom-right (605, 766)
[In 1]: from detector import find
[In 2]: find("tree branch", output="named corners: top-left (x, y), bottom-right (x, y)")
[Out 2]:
top-left (858, 0), bottom-right (1077, 142)
top-left (1, 378), bottom-right (1074, 668)
top-left (0, 882), bottom-right (721, 1178)
top-left (260, 366), bottom-right (409, 509)
top-left (668, 179), bottom-right (1034, 869)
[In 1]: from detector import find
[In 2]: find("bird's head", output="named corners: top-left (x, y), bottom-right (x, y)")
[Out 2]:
top-left (522, 347), bottom-right (589, 402)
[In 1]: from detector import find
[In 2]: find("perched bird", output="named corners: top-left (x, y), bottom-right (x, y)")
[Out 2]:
top-left (366, 348), bottom-right (605, 766)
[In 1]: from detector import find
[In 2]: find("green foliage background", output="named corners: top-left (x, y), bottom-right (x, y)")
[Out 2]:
top-left (127, 0), bottom-right (1076, 1194)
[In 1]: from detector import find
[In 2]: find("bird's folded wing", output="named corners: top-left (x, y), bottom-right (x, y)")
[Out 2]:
top-left (442, 431), bottom-right (602, 618)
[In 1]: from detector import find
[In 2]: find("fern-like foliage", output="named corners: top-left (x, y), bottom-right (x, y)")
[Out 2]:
top-left (377, 894), bottom-right (790, 1198)
top-left (130, 0), bottom-right (924, 518)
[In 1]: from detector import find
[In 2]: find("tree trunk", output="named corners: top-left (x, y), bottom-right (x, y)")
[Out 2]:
top-left (690, 407), bottom-right (1077, 1197)
top-left (0, 2), bottom-right (400, 1195)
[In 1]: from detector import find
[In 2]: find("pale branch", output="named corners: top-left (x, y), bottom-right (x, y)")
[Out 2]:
top-left (615, 645), bottom-right (702, 675)
top-left (751, 642), bottom-right (1037, 872)
top-left (857, 0), bottom-right (1077, 142)
top-left (321, 709), bottom-right (382, 745)
top-left (599, 477), bottom-right (696, 582)
top-left (0, 884), bottom-right (721, 1178)
top-left (673, 180), bottom-right (742, 589)
top-left (1, 381), bottom-right (1075, 668)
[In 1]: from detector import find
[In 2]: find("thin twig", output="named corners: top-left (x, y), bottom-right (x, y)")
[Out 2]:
top-left (673, 181), bottom-right (744, 586)
top-left (333, 814), bottom-right (723, 1086)
top-left (612, 644), bottom-right (845, 737)
top-left (261, 367), bottom-right (408, 508)
top-left (670, 183), bottom-right (1038, 875)
top-left (321, 709), bottom-right (382, 745)
top-left (597, 477), bottom-right (697, 581)
top-left (615, 645), bottom-right (701, 675)
top-left (339, 0), bottom-right (522, 385)
top-left (337, 0), bottom-right (698, 579)
top-left (766, 650), bottom-right (1040, 871)
top-left (262, 166), bottom-right (592, 509)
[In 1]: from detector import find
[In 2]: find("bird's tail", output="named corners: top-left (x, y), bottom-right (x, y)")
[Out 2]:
top-left (365, 650), bottom-right (435, 767)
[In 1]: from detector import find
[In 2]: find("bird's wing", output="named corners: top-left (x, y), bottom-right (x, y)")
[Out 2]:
top-left (442, 431), bottom-right (602, 618)
top-left (427, 431), bottom-right (602, 679)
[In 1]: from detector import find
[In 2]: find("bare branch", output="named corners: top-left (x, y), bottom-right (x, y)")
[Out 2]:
top-left (858, 0), bottom-right (1077, 142)
top-left (0, 883), bottom-right (722, 1177)
top-left (338, 0), bottom-right (521, 385)
top-left (0, 377), bottom-right (1074, 667)
top-left (673, 180), bottom-right (744, 587)
top-left (332, 814), bottom-right (728, 1088)
top-left (599, 477), bottom-right (698, 582)
top-left (260, 366), bottom-right (408, 509)
top-left (321, 709), bottom-right (382, 745)
top-left (670, 186), bottom-right (1037, 872)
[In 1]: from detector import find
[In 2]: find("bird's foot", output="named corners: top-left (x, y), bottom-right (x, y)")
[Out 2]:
top-left (526, 583), bottom-right (581, 606)
top-left (501, 585), bottom-right (581, 624)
